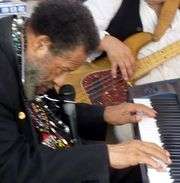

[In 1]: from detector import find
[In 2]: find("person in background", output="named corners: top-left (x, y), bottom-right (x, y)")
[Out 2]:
top-left (84, 0), bottom-right (180, 84)
top-left (0, 0), bottom-right (171, 182)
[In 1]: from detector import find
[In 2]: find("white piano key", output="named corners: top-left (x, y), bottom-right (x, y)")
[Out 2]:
top-left (133, 98), bottom-right (173, 183)
top-left (148, 168), bottom-right (173, 183)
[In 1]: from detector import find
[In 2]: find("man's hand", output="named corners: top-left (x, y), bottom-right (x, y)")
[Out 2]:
top-left (108, 140), bottom-right (171, 170)
top-left (99, 35), bottom-right (135, 80)
top-left (104, 102), bottom-right (157, 125)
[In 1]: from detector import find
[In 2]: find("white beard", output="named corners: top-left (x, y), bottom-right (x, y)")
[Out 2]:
top-left (23, 62), bottom-right (41, 101)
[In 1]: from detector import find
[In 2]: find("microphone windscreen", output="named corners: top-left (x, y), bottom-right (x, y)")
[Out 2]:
top-left (58, 84), bottom-right (75, 101)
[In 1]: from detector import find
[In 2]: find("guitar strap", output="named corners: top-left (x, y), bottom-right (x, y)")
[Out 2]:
top-left (153, 0), bottom-right (180, 41)
top-left (107, 0), bottom-right (179, 41)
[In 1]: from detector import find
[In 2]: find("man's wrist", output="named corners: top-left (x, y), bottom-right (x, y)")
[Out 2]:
top-left (103, 106), bottom-right (112, 124)
top-left (99, 32), bottom-right (113, 51)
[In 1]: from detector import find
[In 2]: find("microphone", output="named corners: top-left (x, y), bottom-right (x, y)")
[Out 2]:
top-left (59, 84), bottom-right (81, 145)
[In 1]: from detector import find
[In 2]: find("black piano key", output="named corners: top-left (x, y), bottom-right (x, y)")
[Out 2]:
top-left (167, 153), bottom-right (180, 156)
top-left (155, 109), bottom-right (180, 111)
top-left (154, 107), bottom-right (179, 111)
top-left (162, 141), bottom-right (180, 145)
top-left (157, 115), bottom-right (180, 118)
top-left (159, 131), bottom-right (179, 136)
top-left (154, 106), bottom-right (179, 109)
top-left (171, 169), bottom-right (180, 173)
top-left (170, 155), bottom-right (180, 160)
top-left (171, 166), bottom-right (180, 170)
top-left (159, 126), bottom-right (180, 130)
top-left (152, 99), bottom-right (178, 102)
top-left (170, 170), bottom-right (180, 174)
top-left (156, 110), bottom-right (180, 113)
top-left (161, 141), bottom-right (180, 145)
top-left (153, 103), bottom-right (179, 105)
top-left (168, 149), bottom-right (180, 153)
top-left (172, 161), bottom-right (180, 165)
top-left (168, 151), bottom-right (180, 155)
top-left (163, 144), bottom-right (180, 150)
top-left (161, 133), bottom-right (180, 136)
top-left (159, 121), bottom-right (180, 125)
top-left (162, 139), bottom-right (180, 144)
top-left (170, 153), bottom-right (180, 159)
top-left (161, 142), bottom-right (180, 146)
top-left (158, 119), bottom-right (180, 122)
top-left (171, 173), bottom-right (180, 177)
top-left (159, 130), bottom-right (180, 134)
top-left (171, 164), bottom-right (180, 168)
top-left (171, 172), bottom-right (180, 175)
top-left (161, 137), bottom-right (180, 141)
top-left (171, 175), bottom-right (180, 179)
top-left (164, 145), bottom-right (180, 149)
top-left (160, 126), bottom-right (180, 131)
top-left (161, 135), bottom-right (180, 139)
top-left (173, 181), bottom-right (180, 183)
top-left (170, 161), bottom-right (180, 165)
top-left (153, 103), bottom-right (178, 106)
top-left (151, 99), bottom-right (177, 103)
top-left (162, 144), bottom-right (180, 148)
top-left (152, 101), bottom-right (178, 104)
top-left (160, 137), bottom-right (180, 142)
top-left (171, 155), bottom-right (180, 158)
top-left (132, 90), bottom-right (180, 183)
top-left (158, 124), bottom-right (180, 127)
top-left (158, 124), bottom-right (180, 128)
top-left (170, 166), bottom-right (180, 169)
top-left (157, 119), bottom-right (180, 123)
top-left (155, 108), bottom-right (179, 112)
top-left (159, 129), bottom-right (180, 133)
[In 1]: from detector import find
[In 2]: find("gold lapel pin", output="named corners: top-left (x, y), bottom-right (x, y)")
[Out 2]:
top-left (18, 112), bottom-right (26, 120)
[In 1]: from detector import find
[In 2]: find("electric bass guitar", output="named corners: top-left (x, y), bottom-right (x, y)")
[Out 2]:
top-left (64, 32), bottom-right (180, 107)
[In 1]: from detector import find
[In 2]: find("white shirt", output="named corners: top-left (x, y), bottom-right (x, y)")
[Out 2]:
top-left (84, 0), bottom-right (123, 31)
top-left (85, 0), bottom-right (180, 85)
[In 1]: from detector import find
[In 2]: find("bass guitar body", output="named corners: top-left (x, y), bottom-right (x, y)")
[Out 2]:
top-left (64, 32), bottom-right (180, 107)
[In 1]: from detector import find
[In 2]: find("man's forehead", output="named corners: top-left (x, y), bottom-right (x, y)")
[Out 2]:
top-left (55, 47), bottom-right (87, 63)
top-left (62, 46), bottom-right (87, 59)
top-left (52, 49), bottom-right (86, 71)
top-left (59, 56), bottom-right (86, 70)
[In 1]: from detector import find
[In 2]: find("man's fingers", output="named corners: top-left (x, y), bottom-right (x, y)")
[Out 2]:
top-left (138, 153), bottom-right (167, 171)
top-left (111, 63), bottom-right (118, 78)
top-left (139, 143), bottom-right (171, 165)
top-left (131, 103), bottom-right (157, 117)
top-left (126, 114), bottom-right (151, 123)
top-left (121, 113), bottom-right (142, 123)
top-left (142, 141), bottom-right (170, 157)
top-left (126, 114), bottom-right (140, 123)
top-left (127, 49), bottom-right (135, 63)
top-left (119, 53), bottom-right (134, 79)
top-left (118, 62), bottom-right (129, 81)
top-left (124, 59), bottom-right (133, 78)
top-left (129, 53), bottom-right (135, 66)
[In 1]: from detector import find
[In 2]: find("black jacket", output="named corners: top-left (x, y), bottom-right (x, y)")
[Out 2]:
top-left (0, 16), bottom-right (110, 183)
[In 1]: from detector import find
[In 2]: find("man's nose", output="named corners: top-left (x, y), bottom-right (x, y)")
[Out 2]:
top-left (53, 73), bottom-right (67, 89)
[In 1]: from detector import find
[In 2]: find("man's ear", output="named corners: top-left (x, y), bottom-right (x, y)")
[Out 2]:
top-left (33, 35), bottom-right (52, 54)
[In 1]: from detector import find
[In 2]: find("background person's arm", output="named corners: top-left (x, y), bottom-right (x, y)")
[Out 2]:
top-left (84, 0), bottom-right (135, 80)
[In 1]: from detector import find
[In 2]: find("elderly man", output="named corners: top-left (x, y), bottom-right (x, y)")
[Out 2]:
top-left (0, 0), bottom-right (171, 182)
